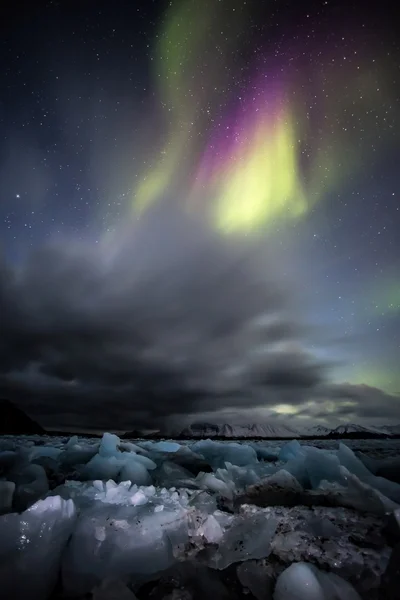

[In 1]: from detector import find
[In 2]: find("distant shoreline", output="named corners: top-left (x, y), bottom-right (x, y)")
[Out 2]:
top-left (3, 430), bottom-right (400, 441)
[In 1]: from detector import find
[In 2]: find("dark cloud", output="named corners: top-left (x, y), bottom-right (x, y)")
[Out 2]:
top-left (320, 383), bottom-right (400, 420)
top-left (0, 207), bottom-right (334, 430)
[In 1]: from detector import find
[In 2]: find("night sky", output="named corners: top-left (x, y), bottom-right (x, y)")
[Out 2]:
top-left (0, 0), bottom-right (399, 432)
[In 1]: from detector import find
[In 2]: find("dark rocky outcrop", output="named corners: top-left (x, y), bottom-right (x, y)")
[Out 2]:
top-left (0, 398), bottom-right (45, 434)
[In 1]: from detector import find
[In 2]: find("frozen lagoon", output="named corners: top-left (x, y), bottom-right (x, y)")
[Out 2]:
top-left (0, 434), bottom-right (399, 600)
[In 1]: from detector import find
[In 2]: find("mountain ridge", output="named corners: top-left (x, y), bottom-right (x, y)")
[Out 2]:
top-left (174, 421), bottom-right (400, 440)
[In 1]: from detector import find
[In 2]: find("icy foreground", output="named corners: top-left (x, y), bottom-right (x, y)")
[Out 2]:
top-left (0, 434), bottom-right (399, 599)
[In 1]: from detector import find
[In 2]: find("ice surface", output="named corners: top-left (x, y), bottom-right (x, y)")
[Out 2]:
top-left (155, 461), bottom-right (198, 489)
top-left (0, 495), bottom-right (76, 600)
top-left (337, 443), bottom-right (400, 503)
top-left (78, 433), bottom-right (156, 485)
top-left (0, 480), bottom-right (15, 514)
top-left (215, 462), bottom-right (260, 490)
top-left (99, 432), bottom-right (121, 456)
top-left (304, 447), bottom-right (344, 489)
top-left (9, 463), bottom-right (49, 510)
top-left (279, 440), bottom-right (305, 462)
top-left (207, 511), bottom-right (278, 570)
top-left (62, 502), bottom-right (190, 595)
top-left (141, 440), bottom-right (182, 453)
top-left (196, 472), bottom-right (234, 499)
top-left (2, 432), bottom-right (398, 598)
top-left (197, 514), bottom-right (224, 543)
top-left (59, 445), bottom-right (98, 467)
top-left (119, 459), bottom-right (152, 485)
top-left (273, 562), bottom-right (362, 600)
top-left (29, 445), bottom-right (62, 461)
top-left (83, 453), bottom-right (125, 481)
top-left (0, 450), bottom-right (18, 470)
top-left (192, 440), bottom-right (258, 468)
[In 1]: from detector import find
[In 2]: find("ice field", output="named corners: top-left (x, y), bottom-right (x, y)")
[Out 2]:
top-left (1, 433), bottom-right (400, 599)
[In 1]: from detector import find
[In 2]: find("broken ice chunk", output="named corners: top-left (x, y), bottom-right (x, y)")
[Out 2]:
top-left (274, 562), bottom-right (361, 600)
top-left (119, 460), bottom-right (152, 486)
top-left (99, 432), bottom-right (121, 457)
top-left (62, 503), bottom-right (190, 595)
top-left (338, 443), bottom-right (372, 479)
top-left (58, 445), bottom-right (98, 467)
top-left (141, 441), bottom-right (182, 453)
top-left (0, 495), bottom-right (76, 600)
top-left (279, 440), bottom-right (304, 462)
top-left (0, 480), bottom-right (15, 514)
top-left (196, 472), bottom-right (234, 499)
top-left (208, 511), bottom-right (277, 570)
top-left (198, 514), bottom-right (224, 544)
top-left (82, 453), bottom-right (125, 481)
top-left (192, 440), bottom-right (258, 469)
top-left (10, 463), bottom-right (49, 511)
top-left (29, 445), bottom-right (62, 461)
top-left (304, 447), bottom-right (344, 489)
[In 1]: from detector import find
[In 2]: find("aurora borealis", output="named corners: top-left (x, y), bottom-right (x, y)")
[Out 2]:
top-left (0, 0), bottom-right (399, 431)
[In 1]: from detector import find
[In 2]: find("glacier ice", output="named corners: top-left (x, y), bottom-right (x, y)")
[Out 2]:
top-left (9, 463), bottom-right (49, 510)
top-left (279, 439), bottom-right (305, 462)
top-left (59, 445), bottom-right (98, 467)
top-left (0, 495), bottom-right (76, 600)
top-left (1, 431), bottom-right (398, 599)
top-left (196, 472), bottom-right (234, 499)
top-left (207, 510), bottom-right (278, 570)
top-left (273, 562), bottom-right (362, 600)
top-left (0, 480), bottom-right (15, 514)
top-left (191, 439), bottom-right (258, 468)
top-left (119, 459), bottom-right (152, 486)
top-left (82, 453), bottom-right (125, 481)
top-left (197, 514), bottom-right (224, 543)
top-left (62, 502), bottom-right (190, 595)
top-left (99, 432), bottom-right (121, 456)
top-left (0, 450), bottom-right (18, 470)
top-left (303, 446), bottom-right (344, 489)
top-left (140, 440), bottom-right (182, 453)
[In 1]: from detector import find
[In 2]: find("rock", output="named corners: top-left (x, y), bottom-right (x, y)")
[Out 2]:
top-left (384, 508), bottom-right (400, 546)
top-left (237, 560), bottom-right (275, 600)
top-left (234, 470), bottom-right (303, 508)
top-left (265, 505), bottom-right (389, 595)
top-left (92, 578), bottom-right (138, 600)
top-left (380, 543), bottom-right (400, 600)
top-left (137, 563), bottom-right (231, 600)
top-left (0, 398), bottom-right (45, 434)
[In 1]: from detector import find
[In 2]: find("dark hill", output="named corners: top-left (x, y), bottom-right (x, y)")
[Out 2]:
top-left (0, 398), bottom-right (45, 434)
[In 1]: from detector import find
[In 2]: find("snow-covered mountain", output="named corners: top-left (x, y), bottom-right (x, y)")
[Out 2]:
top-left (332, 423), bottom-right (386, 436)
top-left (304, 423), bottom-right (399, 437)
top-left (179, 421), bottom-right (400, 439)
top-left (304, 425), bottom-right (332, 437)
top-left (180, 422), bottom-right (300, 439)
top-left (378, 424), bottom-right (400, 436)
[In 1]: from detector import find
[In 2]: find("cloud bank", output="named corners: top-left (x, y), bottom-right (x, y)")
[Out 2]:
top-left (1, 207), bottom-right (398, 431)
